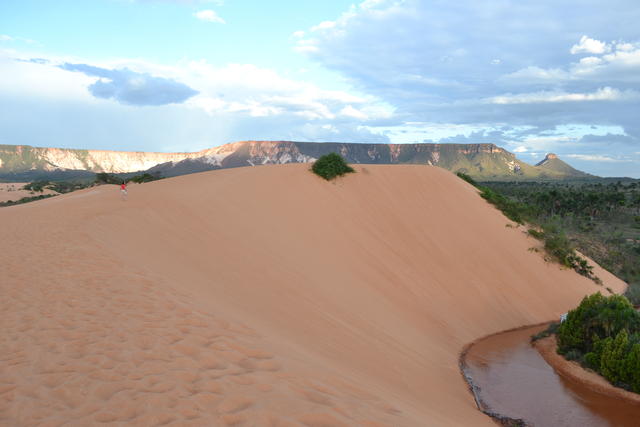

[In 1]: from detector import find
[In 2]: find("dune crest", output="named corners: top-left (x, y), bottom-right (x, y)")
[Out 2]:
top-left (0, 164), bottom-right (625, 425)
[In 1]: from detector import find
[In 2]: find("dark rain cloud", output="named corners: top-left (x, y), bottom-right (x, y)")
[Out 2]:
top-left (60, 63), bottom-right (198, 106)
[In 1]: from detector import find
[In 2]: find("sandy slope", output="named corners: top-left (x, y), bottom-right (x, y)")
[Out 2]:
top-left (0, 164), bottom-right (625, 426)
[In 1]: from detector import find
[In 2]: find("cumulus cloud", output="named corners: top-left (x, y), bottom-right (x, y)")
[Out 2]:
top-left (293, 0), bottom-right (640, 175)
top-left (570, 36), bottom-right (610, 55)
top-left (0, 49), bottom-right (391, 157)
top-left (194, 10), bottom-right (225, 23)
top-left (60, 63), bottom-right (199, 106)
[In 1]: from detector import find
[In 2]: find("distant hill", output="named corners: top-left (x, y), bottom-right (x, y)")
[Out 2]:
top-left (535, 153), bottom-right (592, 178)
top-left (0, 141), bottom-right (593, 181)
top-left (143, 141), bottom-right (593, 181)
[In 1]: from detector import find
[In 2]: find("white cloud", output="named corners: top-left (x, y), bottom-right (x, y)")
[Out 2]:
top-left (292, 31), bottom-right (305, 38)
top-left (504, 41), bottom-right (640, 86)
top-left (513, 146), bottom-right (528, 153)
top-left (311, 21), bottom-right (336, 32)
top-left (617, 42), bottom-right (635, 52)
top-left (501, 66), bottom-right (569, 83)
top-left (0, 50), bottom-right (391, 152)
top-left (565, 154), bottom-right (628, 162)
top-left (194, 9), bottom-right (225, 23)
top-left (489, 87), bottom-right (640, 104)
top-left (0, 48), bottom-right (394, 141)
top-left (0, 52), bottom-right (96, 101)
top-left (570, 36), bottom-right (609, 55)
top-left (339, 105), bottom-right (368, 120)
top-left (0, 35), bottom-right (13, 42)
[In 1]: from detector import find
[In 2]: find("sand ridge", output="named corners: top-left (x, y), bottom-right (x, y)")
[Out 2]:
top-left (0, 164), bottom-right (626, 425)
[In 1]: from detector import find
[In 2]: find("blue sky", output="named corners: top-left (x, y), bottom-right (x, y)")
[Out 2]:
top-left (1, 0), bottom-right (639, 177)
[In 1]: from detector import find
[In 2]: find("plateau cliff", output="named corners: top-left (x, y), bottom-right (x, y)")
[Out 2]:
top-left (0, 141), bottom-right (590, 181)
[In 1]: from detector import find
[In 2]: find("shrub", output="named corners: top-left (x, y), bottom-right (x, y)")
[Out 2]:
top-left (479, 187), bottom-right (526, 224)
top-left (531, 322), bottom-right (559, 342)
top-left (528, 228), bottom-right (544, 240)
top-left (311, 153), bottom-right (355, 180)
top-left (23, 180), bottom-right (49, 192)
top-left (557, 292), bottom-right (640, 392)
top-left (558, 293), bottom-right (638, 353)
top-left (563, 349), bottom-right (583, 362)
top-left (129, 172), bottom-right (162, 183)
top-left (536, 224), bottom-right (599, 281)
top-left (456, 172), bottom-right (477, 186)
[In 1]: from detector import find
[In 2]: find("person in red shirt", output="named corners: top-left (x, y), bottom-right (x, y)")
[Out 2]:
top-left (120, 181), bottom-right (127, 199)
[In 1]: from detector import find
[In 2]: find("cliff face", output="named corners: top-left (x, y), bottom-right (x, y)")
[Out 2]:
top-left (0, 145), bottom-right (200, 174)
top-left (0, 141), bottom-right (591, 181)
top-left (153, 141), bottom-right (524, 178)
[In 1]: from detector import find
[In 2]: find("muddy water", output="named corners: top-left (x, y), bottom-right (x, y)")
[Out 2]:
top-left (464, 324), bottom-right (640, 426)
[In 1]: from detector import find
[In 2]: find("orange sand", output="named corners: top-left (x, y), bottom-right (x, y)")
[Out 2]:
top-left (0, 164), bottom-right (626, 426)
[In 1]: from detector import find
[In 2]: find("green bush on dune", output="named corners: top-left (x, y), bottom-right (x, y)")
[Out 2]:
top-left (312, 153), bottom-right (355, 180)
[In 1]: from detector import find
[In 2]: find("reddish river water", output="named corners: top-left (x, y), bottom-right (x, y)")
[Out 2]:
top-left (464, 324), bottom-right (640, 426)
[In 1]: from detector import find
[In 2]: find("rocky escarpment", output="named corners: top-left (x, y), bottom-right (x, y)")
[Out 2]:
top-left (0, 141), bottom-right (592, 181)
top-left (0, 144), bottom-right (200, 174)
top-left (150, 141), bottom-right (571, 180)
top-left (535, 153), bottom-right (559, 166)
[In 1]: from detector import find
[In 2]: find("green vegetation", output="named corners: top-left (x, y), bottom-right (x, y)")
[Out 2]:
top-left (95, 172), bottom-right (123, 185)
top-left (457, 173), bottom-right (600, 281)
top-left (533, 224), bottom-right (599, 282)
top-left (482, 180), bottom-right (640, 302)
top-left (531, 322), bottom-right (560, 342)
top-left (23, 180), bottom-right (49, 192)
top-left (1, 179), bottom-right (92, 207)
top-left (311, 153), bottom-right (355, 180)
top-left (457, 172), bottom-right (532, 224)
top-left (0, 194), bottom-right (56, 207)
top-left (2, 171), bottom-right (162, 208)
top-left (128, 172), bottom-right (162, 183)
top-left (48, 181), bottom-right (89, 193)
top-left (23, 180), bottom-right (88, 194)
top-left (557, 293), bottom-right (640, 392)
top-left (95, 171), bottom-right (163, 185)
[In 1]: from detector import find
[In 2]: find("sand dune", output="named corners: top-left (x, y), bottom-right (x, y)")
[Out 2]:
top-left (0, 164), bottom-right (625, 426)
